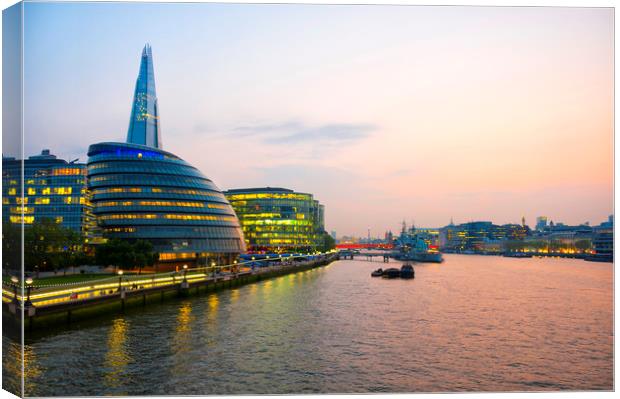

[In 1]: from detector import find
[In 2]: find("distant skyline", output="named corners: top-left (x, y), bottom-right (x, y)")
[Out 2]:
top-left (3, 2), bottom-right (613, 236)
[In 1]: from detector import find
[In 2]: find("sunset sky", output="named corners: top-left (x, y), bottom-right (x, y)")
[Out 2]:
top-left (5, 2), bottom-right (614, 236)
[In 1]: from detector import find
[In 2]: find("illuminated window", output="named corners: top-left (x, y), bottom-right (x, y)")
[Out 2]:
top-left (52, 168), bottom-right (82, 176)
top-left (11, 206), bottom-right (34, 214)
top-left (27, 187), bottom-right (36, 195)
top-left (55, 216), bottom-right (63, 223)
top-left (42, 187), bottom-right (51, 195)
top-left (10, 215), bottom-right (34, 224)
top-left (8, 188), bottom-right (16, 195)
top-left (98, 214), bottom-right (236, 222)
top-left (35, 197), bottom-right (50, 205)
top-left (53, 187), bottom-right (73, 195)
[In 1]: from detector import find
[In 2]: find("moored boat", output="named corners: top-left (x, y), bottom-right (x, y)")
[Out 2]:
top-left (382, 268), bottom-right (401, 279)
top-left (502, 252), bottom-right (533, 258)
top-left (393, 224), bottom-right (444, 263)
top-left (400, 263), bottom-right (415, 279)
top-left (371, 268), bottom-right (384, 277)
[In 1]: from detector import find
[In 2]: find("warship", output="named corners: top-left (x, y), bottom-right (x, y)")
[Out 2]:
top-left (392, 222), bottom-right (443, 263)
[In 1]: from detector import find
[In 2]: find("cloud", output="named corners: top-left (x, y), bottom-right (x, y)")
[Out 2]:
top-left (233, 121), bottom-right (304, 137)
top-left (266, 123), bottom-right (376, 144)
top-left (230, 120), bottom-right (377, 145)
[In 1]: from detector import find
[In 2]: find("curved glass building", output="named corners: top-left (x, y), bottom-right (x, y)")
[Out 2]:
top-left (224, 187), bottom-right (325, 253)
top-left (86, 45), bottom-right (245, 268)
top-left (87, 142), bottom-right (246, 267)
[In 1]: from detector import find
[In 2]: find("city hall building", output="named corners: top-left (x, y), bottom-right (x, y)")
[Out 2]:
top-left (87, 45), bottom-right (245, 268)
top-left (224, 187), bottom-right (326, 253)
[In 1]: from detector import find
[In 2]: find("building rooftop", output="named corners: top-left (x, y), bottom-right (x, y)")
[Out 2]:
top-left (224, 187), bottom-right (296, 194)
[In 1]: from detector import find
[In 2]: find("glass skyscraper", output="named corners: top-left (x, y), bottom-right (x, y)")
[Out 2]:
top-left (127, 44), bottom-right (162, 149)
top-left (224, 187), bottom-right (326, 253)
top-left (87, 45), bottom-right (245, 268)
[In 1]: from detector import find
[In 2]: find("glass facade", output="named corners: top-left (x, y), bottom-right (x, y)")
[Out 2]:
top-left (87, 142), bottom-right (246, 267)
top-left (2, 149), bottom-right (97, 239)
top-left (224, 187), bottom-right (326, 253)
top-left (127, 44), bottom-right (162, 149)
top-left (439, 221), bottom-right (529, 251)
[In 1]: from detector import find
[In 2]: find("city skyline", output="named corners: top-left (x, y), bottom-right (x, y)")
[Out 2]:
top-left (4, 2), bottom-right (613, 236)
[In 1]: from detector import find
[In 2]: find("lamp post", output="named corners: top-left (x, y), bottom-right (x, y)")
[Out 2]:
top-left (233, 260), bottom-right (238, 277)
top-left (117, 270), bottom-right (123, 292)
top-left (182, 264), bottom-right (188, 283)
top-left (25, 277), bottom-right (33, 307)
top-left (211, 261), bottom-right (216, 280)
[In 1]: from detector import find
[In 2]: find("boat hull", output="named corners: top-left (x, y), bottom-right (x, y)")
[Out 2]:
top-left (394, 252), bottom-right (443, 263)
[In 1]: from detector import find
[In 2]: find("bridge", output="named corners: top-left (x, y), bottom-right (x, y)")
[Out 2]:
top-left (336, 243), bottom-right (394, 250)
top-left (337, 250), bottom-right (393, 262)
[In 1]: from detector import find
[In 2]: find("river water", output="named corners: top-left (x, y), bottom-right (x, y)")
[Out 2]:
top-left (3, 255), bottom-right (613, 395)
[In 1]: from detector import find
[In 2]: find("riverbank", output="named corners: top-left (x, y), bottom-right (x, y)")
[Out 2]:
top-left (2, 253), bottom-right (338, 331)
top-left (442, 250), bottom-right (612, 262)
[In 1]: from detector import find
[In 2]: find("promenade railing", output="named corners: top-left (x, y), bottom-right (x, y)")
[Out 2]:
top-left (2, 251), bottom-right (338, 309)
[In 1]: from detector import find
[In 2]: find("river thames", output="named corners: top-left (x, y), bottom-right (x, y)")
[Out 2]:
top-left (3, 254), bottom-right (613, 395)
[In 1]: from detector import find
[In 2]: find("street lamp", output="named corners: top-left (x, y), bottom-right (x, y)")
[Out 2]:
top-left (182, 264), bottom-right (188, 283)
top-left (117, 270), bottom-right (123, 292)
top-left (25, 277), bottom-right (33, 307)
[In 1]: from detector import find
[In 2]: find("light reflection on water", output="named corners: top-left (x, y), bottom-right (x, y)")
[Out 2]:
top-left (103, 318), bottom-right (130, 392)
top-left (5, 255), bottom-right (613, 395)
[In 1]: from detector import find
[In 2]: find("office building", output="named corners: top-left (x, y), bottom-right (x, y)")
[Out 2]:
top-left (536, 216), bottom-right (548, 231)
top-left (127, 44), bottom-right (162, 149)
top-left (2, 149), bottom-right (96, 238)
top-left (224, 187), bottom-right (326, 253)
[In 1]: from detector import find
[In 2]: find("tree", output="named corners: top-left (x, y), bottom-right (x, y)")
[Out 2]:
top-left (575, 239), bottom-right (592, 252)
top-left (318, 231), bottom-right (336, 252)
top-left (133, 240), bottom-right (159, 274)
top-left (94, 239), bottom-right (159, 273)
top-left (2, 222), bottom-right (21, 274)
top-left (8, 218), bottom-right (89, 273)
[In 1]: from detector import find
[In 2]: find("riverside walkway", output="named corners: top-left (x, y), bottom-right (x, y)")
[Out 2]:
top-left (2, 251), bottom-right (339, 329)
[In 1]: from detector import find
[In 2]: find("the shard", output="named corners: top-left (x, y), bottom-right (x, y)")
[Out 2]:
top-left (126, 44), bottom-right (162, 149)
